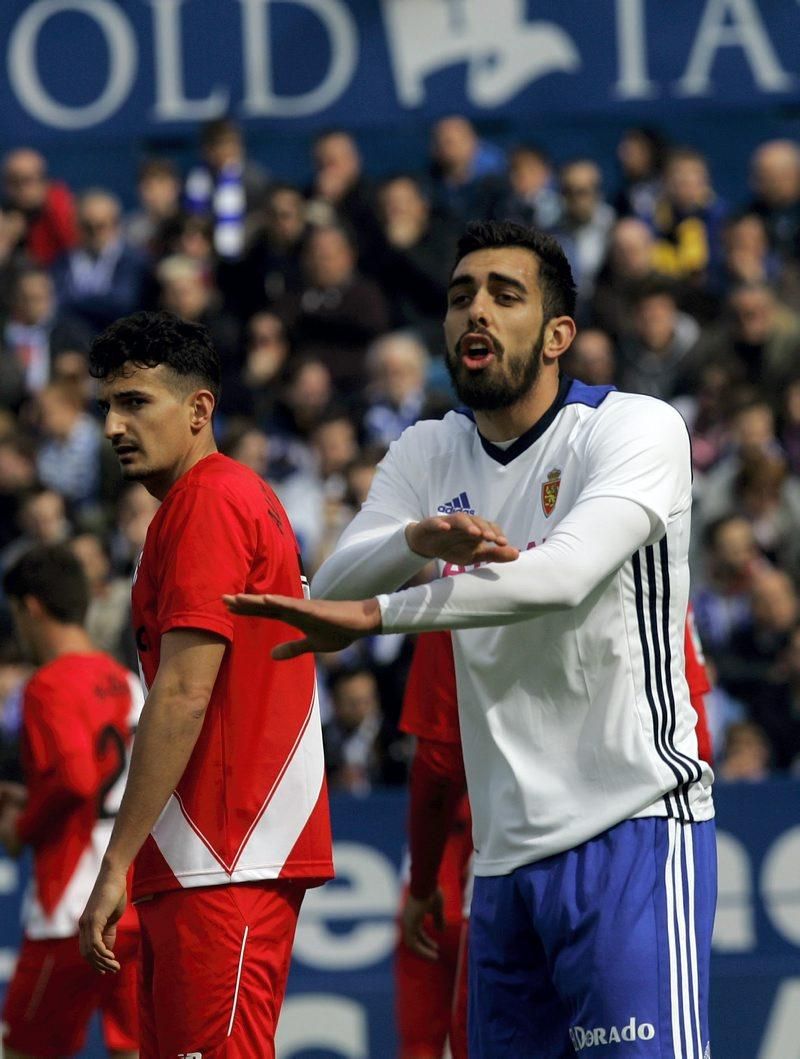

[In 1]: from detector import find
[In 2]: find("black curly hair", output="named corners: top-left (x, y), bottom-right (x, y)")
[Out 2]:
top-left (453, 221), bottom-right (577, 322)
top-left (89, 310), bottom-right (221, 402)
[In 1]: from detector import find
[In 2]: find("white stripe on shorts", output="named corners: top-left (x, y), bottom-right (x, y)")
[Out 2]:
top-left (227, 925), bottom-right (249, 1037)
top-left (665, 819), bottom-right (702, 1059)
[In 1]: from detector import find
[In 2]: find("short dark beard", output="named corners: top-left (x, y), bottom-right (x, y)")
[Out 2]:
top-left (446, 327), bottom-right (545, 411)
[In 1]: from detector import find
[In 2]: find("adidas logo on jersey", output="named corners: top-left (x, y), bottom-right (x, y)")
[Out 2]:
top-left (437, 491), bottom-right (475, 515)
top-left (570, 1018), bottom-right (655, 1049)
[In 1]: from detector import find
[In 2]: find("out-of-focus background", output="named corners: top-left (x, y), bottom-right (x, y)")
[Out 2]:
top-left (1, 2), bottom-right (800, 1055)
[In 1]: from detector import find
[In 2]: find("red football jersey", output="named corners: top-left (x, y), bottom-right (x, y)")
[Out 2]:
top-left (400, 630), bottom-right (461, 745)
top-left (684, 604), bottom-right (713, 765)
top-left (17, 652), bottom-right (140, 938)
top-left (130, 454), bottom-right (333, 900)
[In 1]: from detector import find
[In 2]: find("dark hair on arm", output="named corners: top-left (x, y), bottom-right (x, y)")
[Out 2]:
top-left (3, 544), bottom-right (90, 625)
top-left (453, 221), bottom-right (577, 321)
top-left (88, 310), bottom-right (221, 403)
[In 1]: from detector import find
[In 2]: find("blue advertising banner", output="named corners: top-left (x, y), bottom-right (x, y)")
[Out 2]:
top-left (2, 0), bottom-right (800, 142)
top-left (1, 783), bottom-right (799, 1057)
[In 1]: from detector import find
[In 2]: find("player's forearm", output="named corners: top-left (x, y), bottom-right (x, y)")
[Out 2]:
top-left (378, 497), bottom-right (654, 632)
top-left (100, 688), bottom-right (208, 873)
top-left (312, 518), bottom-right (428, 600)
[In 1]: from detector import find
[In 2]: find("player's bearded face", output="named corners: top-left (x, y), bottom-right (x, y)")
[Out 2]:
top-left (445, 324), bottom-right (545, 410)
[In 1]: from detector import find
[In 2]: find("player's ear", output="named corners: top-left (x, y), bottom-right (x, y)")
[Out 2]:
top-left (22, 594), bottom-right (45, 621)
top-left (189, 389), bottom-right (216, 432)
top-left (542, 316), bottom-right (577, 363)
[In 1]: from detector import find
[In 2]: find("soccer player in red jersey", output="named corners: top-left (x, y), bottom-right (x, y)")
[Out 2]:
top-left (0, 544), bottom-right (140, 1059)
top-left (79, 311), bottom-right (333, 1059)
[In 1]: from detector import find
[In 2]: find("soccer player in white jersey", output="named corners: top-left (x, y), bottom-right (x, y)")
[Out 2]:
top-left (226, 221), bottom-right (717, 1059)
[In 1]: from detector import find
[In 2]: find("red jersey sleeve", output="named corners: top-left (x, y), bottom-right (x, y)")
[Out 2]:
top-left (400, 631), bottom-right (461, 744)
top-left (154, 483), bottom-right (256, 642)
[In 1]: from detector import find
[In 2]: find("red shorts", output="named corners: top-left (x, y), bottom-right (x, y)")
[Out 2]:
top-left (2, 929), bottom-right (139, 1058)
top-left (137, 880), bottom-right (305, 1059)
top-left (395, 918), bottom-right (468, 1059)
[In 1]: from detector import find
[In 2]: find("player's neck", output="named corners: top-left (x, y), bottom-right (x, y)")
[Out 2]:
top-left (147, 434), bottom-right (219, 501)
top-left (473, 371), bottom-right (561, 442)
top-left (40, 624), bottom-right (95, 663)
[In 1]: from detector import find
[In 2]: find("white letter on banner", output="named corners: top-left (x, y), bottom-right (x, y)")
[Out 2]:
top-left (761, 825), bottom-right (800, 946)
top-left (676, 0), bottom-right (792, 97)
top-left (613, 0), bottom-right (658, 99)
top-left (8, 0), bottom-right (136, 129)
top-left (712, 830), bottom-right (754, 952)
top-left (276, 995), bottom-right (368, 1058)
top-left (291, 842), bottom-right (399, 970)
top-left (239, 0), bottom-right (358, 117)
top-left (148, 0), bottom-right (229, 120)
top-left (758, 979), bottom-right (800, 1059)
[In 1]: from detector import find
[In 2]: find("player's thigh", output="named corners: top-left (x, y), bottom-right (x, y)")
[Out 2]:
top-left (537, 817), bottom-right (716, 1058)
top-left (2, 935), bottom-right (102, 1058)
top-left (468, 873), bottom-right (573, 1059)
top-left (99, 928), bottom-right (140, 1055)
top-left (138, 880), bottom-right (304, 1059)
top-left (395, 920), bottom-right (461, 1057)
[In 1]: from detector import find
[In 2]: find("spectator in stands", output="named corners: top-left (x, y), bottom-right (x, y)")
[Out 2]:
top-left (184, 116), bottom-right (269, 260)
top-left (0, 436), bottom-right (37, 552)
top-left (221, 311), bottom-right (291, 421)
top-left (694, 282), bottom-right (800, 403)
top-left (590, 217), bottom-right (663, 340)
top-left (0, 148), bottom-right (78, 268)
top-left (428, 115), bottom-right (505, 223)
top-left (69, 532), bottom-right (133, 663)
top-left (716, 212), bottom-right (783, 298)
top-left (266, 356), bottom-right (335, 478)
top-left (276, 224), bottom-right (390, 390)
top-left (692, 514), bottom-right (768, 656)
top-left (2, 267), bottom-right (91, 403)
top-left (551, 159), bottom-right (616, 319)
top-left (617, 279), bottom-right (700, 399)
top-left (612, 126), bottom-right (667, 223)
top-left (323, 668), bottom-right (384, 794)
top-left (156, 254), bottom-right (241, 365)
top-left (732, 451), bottom-right (800, 580)
top-left (375, 174), bottom-right (458, 351)
top-left (222, 183), bottom-right (307, 318)
top-left (108, 483), bottom-right (158, 576)
top-left (34, 381), bottom-right (101, 508)
top-left (1, 488), bottom-right (71, 572)
top-left (673, 363), bottom-right (735, 476)
top-left (51, 189), bottom-right (149, 334)
top-left (309, 130), bottom-right (383, 274)
top-left (487, 144), bottom-right (561, 230)
top-left (747, 139), bottom-right (800, 265)
top-left (125, 157), bottom-right (182, 259)
top-left (651, 147), bottom-right (727, 281)
top-left (561, 328), bottom-right (617, 386)
top-left (779, 377), bottom-right (800, 475)
top-left (717, 722), bottom-right (772, 781)
top-left (363, 332), bottom-right (429, 447)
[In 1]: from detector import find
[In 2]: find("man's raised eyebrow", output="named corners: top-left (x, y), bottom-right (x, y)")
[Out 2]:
top-left (100, 389), bottom-right (150, 404)
top-left (488, 271), bottom-right (528, 293)
top-left (448, 274), bottom-right (474, 292)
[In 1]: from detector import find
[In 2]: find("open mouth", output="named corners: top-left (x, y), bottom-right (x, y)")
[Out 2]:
top-left (460, 333), bottom-right (497, 370)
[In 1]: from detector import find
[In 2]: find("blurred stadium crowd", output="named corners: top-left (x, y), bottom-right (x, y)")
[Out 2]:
top-left (1, 115), bottom-right (800, 791)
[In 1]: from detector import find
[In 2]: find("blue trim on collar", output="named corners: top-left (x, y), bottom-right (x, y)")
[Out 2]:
top-left (563, 379), bottom-right (617, 409)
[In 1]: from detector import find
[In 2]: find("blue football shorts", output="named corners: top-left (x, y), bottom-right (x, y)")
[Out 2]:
top-left (469, 816), bottom-right (717, 1057)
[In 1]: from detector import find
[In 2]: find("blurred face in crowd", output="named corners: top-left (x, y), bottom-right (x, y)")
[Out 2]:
top-left (230, 429), bottom-right (269, 477)
top-left (751, 140), bottom-right (800, 207)
top-left (722, 723), bottom-right (770, 780)
top-left (724, 215), bottom-right (768, 266)
top-left (431, 117), bottom-right (478, 178)
top-left (566, 329), bottom-right (615, 386)
top-left (346, 461), bottom-right (377, 508)
top-left (751, 569), bottom-right (798, 633)
top-left (79, 193), bottom-right (121, 255)
top-left (266, 188), bottom-right (306, 247)
top-left (70, 533), bottom-right (111, 593)
top-left (445, 246), bottom-right (550, 411)
top-left (560, 162), bottom-right (602, 225)
top-left (610, 218), bottom-right (654, 279)
top-left (138, 166), bottom-right (180, 219)
top-left (98, 364), bottom-right (213, 489)
top-left (117, 484), bottom-right (159, 553)
top-left (332, 671), bottom-right (379, 732)
top-left (37, 386), bottom-right (82, 441)
top-left (286, 360), bottom-right (332, 425)
top-left (378, 178), bottom-right (429, 246)
top-left (159, 260), bottom-right (211, 320)
top-left (313, 133), bottom-right (361, 200)
top-left (733, 402), bottom-right (775, 453)
top-left (617, 131), bottom-right (657, 181)
top-left (509, 149), bottom-right (551, 197)
top-left (313, 418), bottom-right (358, 479)
top-left (304, 227), bottom-right (356, 288)
top-left (20, 490), bottom-right (68, 544)
top-left (369, 335), bottom-right (427, 405)
top-left (634, 293), bottom-right (677, 352)
top-left (176, 217), bottom-right (214, 262)
top-left (711, 517), bottom-right (758, 579)
top-left (664, 155), bottom-right (710, 212)
top-left (3, 149), bottom-right (48, 212)
top-left (245, 312), bottom-right (289, 386)
top-left (0, 440), bottom-right (36, 493)
top-left (729, 286), bottom-right (776, 345)
top-left (203, 130), bottom-right (243, 173)
top-left (12, 271), bottom-right (54, 325)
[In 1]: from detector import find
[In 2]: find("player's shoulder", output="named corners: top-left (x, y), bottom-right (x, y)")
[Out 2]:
top-left (388, 410), bottom-right (474, 460)
top-left (582, 388), bottom-right (689, 439)
top-left (168, 453), bottom-right (267, 511)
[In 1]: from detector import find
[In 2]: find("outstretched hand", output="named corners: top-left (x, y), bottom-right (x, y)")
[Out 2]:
top-left (405, 514), bottom-right (519, 566)
top-left (223, 594), bottom-right (383, 659)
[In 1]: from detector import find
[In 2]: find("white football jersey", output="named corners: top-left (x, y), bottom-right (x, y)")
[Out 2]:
top-left (314, 377), bottom-right (714, 876)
